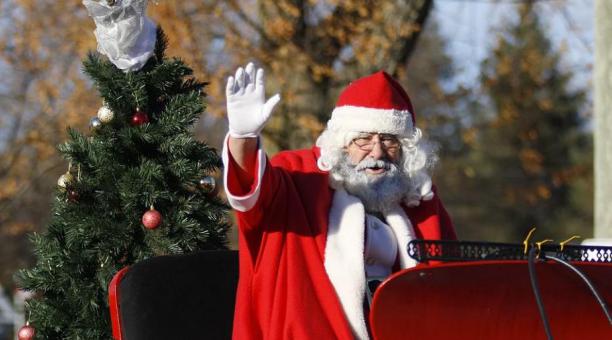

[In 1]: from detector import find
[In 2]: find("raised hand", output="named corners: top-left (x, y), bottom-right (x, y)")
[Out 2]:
top-left (226, 62), bottom-right (281, 138)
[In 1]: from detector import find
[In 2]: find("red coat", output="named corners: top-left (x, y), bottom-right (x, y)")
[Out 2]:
top-left (223, 145), bottom-right (456, 340)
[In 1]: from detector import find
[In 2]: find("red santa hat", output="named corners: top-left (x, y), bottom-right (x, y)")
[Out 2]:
top-left (326, 71), bottom-right (416, 137)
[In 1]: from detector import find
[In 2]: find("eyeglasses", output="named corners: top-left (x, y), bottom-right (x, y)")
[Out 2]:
top-left (351, 133), bottom-right (401, 152)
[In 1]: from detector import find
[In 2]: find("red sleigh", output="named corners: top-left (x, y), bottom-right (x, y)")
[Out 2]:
top-left (108, 242), bottom-right (611, 339)
top-left (108, 250), bottom-right (238, 340)
top-left (369, 241), bottom-right (612, 340)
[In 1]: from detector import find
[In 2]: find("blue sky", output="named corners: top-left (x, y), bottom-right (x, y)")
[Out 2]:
top-left (434, 0), bottom-right (593, 90)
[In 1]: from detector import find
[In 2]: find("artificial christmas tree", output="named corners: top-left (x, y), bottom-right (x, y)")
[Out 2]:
top-left (15, 1), bottom-right (229, 338)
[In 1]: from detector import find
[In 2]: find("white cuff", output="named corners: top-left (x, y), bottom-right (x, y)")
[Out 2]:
top-left (228, 130), bottom-right (259, 139)
top-left (222, 133), bottom-right (266, 212)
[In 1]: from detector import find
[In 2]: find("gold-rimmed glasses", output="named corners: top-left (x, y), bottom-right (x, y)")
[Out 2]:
top-left (351, 133), bottom-right (401, 152)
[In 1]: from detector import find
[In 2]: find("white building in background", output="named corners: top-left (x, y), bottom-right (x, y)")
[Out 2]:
top-left (0, 285), bottom-right (15, 340)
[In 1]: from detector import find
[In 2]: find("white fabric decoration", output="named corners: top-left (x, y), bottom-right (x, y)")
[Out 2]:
top-left (83, 0), bottom-right (157, 72)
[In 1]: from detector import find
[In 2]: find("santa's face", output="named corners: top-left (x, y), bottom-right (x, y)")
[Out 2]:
top-left (337, 133), bottom-right (407, 213)
top-left (346, 133), bottom-right (401, 174)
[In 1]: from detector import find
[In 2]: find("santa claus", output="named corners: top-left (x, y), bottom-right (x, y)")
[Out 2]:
top-left (223, 63), bottom-right (457, 340)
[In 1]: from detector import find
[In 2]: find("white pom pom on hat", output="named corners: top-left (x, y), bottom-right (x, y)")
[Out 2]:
top-left (325, 71), bottom-right (416, 137)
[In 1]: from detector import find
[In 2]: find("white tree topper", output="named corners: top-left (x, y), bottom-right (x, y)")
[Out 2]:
top-left (82, 0), bottom-right (157, 72)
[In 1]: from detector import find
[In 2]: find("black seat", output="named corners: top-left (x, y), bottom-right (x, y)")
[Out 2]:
top-left (109, 250), bottom-right (239, 340)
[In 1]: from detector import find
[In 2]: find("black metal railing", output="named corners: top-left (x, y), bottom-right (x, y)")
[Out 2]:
top-left (408, 240), bottom-right (612, 263)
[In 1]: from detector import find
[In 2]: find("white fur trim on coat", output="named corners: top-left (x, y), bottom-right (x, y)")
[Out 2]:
top-left (327, 105), bottom-right (414, 136)
top-left (324, 190), bottom-right (418, 340)
top-left (385, 206), bottom-right (418, 268)
top-left (325, 189), bottom-right (368, 339)
top-left (221, 133), bottom-right (266, 212)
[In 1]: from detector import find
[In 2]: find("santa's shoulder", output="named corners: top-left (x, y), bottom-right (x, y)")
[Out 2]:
top-left (270, 146), bottom-right (323, 173)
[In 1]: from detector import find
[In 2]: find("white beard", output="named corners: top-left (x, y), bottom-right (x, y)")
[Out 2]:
top-left (333, 155), bottom-right (411, 213)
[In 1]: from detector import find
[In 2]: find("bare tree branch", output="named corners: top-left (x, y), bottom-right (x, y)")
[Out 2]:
top-left (388, 0), bottom-right (434, 78)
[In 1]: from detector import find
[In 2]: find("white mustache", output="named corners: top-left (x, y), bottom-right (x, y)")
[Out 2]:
top-left (354, 158), bottom-right (391, 171)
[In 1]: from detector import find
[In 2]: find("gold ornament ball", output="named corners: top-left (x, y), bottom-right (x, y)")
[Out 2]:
top-left (199, 177), bottom-right (216, 194)
top-left (57, 172), bottom-right (74, 188)
top-left (97, 106), bottom-right (115, 123)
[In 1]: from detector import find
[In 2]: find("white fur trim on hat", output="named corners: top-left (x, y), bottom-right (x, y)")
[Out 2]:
top-left (327, 105), bottom-right (414, 136)
top-left (385, 205), bottom-right (418, 268)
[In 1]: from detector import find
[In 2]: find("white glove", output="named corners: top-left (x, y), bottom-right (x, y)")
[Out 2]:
top-left (226, 63), bottom-right (281, 138)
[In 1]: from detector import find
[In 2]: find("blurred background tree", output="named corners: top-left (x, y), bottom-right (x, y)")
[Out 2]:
top-left (0, 0), bottom-right (594, 292)
top-left (205, 0), bottom-right (436, 151)
top-left (442, 3), bottom-right (592, 241)
top-left (0, 0), bottom-right (99, 292)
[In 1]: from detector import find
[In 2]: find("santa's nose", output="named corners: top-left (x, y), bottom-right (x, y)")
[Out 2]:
top-left (368, 141), bottom-right (385, 160)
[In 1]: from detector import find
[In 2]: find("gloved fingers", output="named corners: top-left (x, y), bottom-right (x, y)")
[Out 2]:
top-left (245, 82), bottom-right (255, 94)
top-left (245, 71), bottom-right (255, 93)
top-left (235, 67), bottom-right (246, 94)
top-left (255, 68), bottom-right (265, 91)
top-left (226, 76), bottom-right (236, 96)
top-left (245, 62), bottom-right (255, 84)
top-left (244, 63), bottom-right (256, 93)
top-left (262, 93), bottom-right (281, 117)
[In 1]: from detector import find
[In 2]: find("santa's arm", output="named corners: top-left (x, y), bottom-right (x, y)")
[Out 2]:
top-left (227, 137), bottom-right (258, 192)
top-left (437, 198), bottom-right (457, 240)
top-left (223, 62), bottom-right (281, 214)
top-left (222, 134), bottom-right (268, 213)
top-left (432, 185), bottom-right (458, 240)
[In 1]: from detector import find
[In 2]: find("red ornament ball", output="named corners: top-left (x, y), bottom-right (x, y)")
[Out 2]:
top-left (142, 208), bottom-right (162, 229)
top-left (131, 110), bottom-right (149, 126)
top-left (68, 190), bottom-right (79, 202)
top-left (18, 323), bottom-right (36, 340)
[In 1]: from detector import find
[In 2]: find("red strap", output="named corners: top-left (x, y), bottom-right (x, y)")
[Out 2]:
top-left (108, 266), bottom-right (130, 340)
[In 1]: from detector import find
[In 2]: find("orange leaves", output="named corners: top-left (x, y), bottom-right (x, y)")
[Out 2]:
top-left (310, 63), bottom-right (334, 82)
top-left (493, 103), bottom-right (519, 127)
top-left (265, 18), bottom-right (296, 41)
top-left (1, 222), bottom-right (36, 237)
top-left (296, 114), bottom-right (325, 141)
top-left (342, 1), bottom-right (371, 18)
top-left (519, 148), bottom-right (543, 174)
top-left (496, 57), bottom-right (514, 78)
top-left (24, 130), bottom-right (56, 161)
top-left (503, 184), bottom-right (551, 206)
top-left (275, 1), bottom-right (301, 18)
top-left (461, 128), bottom-right (478, 147)
top-left (0, 1), bottom-right (96, 246)
top-left (552, 165), bottom-right (589, 187)
top-left (0, 177), bottom-right (20, 203)
top-left (537, 98), bottom-right (554, 111)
